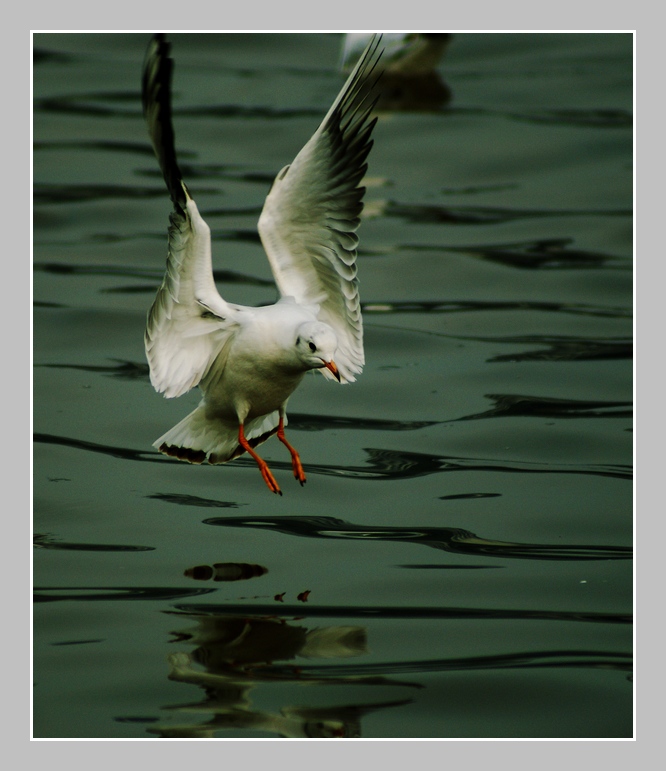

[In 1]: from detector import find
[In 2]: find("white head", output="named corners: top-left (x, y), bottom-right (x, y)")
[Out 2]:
top-left (294, 321), bottom-right (340, 380)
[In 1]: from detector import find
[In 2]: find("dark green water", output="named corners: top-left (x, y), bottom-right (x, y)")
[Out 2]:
top-left (33, 32), bottom-right (633, 739)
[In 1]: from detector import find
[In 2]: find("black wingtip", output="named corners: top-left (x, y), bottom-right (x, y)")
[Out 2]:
top-left (142, 33), bottom-right (187, 212)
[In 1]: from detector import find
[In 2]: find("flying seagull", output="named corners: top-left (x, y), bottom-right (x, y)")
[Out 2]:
top-left (142, 34), bottom-right (383, 494)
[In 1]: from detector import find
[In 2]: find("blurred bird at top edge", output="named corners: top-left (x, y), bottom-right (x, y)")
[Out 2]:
top-left (341, 32), bottom-right (453, 111)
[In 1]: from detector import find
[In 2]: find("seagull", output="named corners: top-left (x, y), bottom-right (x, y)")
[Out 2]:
top-left (341, 33), bottom-right (450, 75)
top-left (142, 34), bottom-right (383, 495)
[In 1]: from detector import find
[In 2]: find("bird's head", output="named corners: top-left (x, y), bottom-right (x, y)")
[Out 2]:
top-left (294, 322), bottom-right (340, 381)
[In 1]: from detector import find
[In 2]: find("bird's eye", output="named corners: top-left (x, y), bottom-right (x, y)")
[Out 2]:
top-left (296, 336), bottom-right (301, 346)
top-left (309, 342), bottom-right (317, 352)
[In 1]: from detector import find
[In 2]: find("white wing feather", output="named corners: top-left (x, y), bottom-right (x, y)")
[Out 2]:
top-left (143, 35), bottom-right (239, 399)
top-left (258, 35), bottom-right (383, 383)
top-left (144, 193), bottom-right (239, 398)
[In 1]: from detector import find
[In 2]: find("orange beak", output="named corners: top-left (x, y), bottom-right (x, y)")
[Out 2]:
top-left (322, 359), bottom-right (341, 382)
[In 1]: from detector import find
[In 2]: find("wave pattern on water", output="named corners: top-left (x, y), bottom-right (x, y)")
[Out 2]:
top-left (457, 394), bottom-right (632, 421)
top-left (483, 336), bottom-right (633, 362)
top-left (172, 601), bottom-right (631, 625)
top-left (385, 201), bottom-right (631, 226)
top-left (34, 534), bottom-right (154, 552)
top-left (448, 105), bottom-right (632, 129)
top-left (406, 238), bottom-right (630, 270)
top-left (266, 650), bottom-right (633, 681)
top-left (33, 262), bottom-right (273, 290)
top-left (33, 587), bottom-right (217, 603)
top-left (34, 433), bottom-right (633, 481)
top-left (202, 515), bottom-right (632, 562)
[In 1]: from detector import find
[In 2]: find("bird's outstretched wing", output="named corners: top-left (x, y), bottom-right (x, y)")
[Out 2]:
top-left (143, 34), bottom-right (238, 399)
top-left (258, 35), bottom-right (383, 383)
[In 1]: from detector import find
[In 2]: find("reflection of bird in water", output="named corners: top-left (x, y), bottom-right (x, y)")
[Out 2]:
top-left (147, 613), bottom-right (415, 738)
top-left (141, 34), bottom-right (383, 494)
top-left (152, 652), bottom-right (411, 738)
top-left (169, 614), bottom-right (368, 668)
top-left (341, 33), bottom-right (453, 110)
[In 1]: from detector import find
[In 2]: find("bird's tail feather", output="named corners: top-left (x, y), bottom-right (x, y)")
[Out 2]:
top-left (154, 404), bottom-right (281, 464)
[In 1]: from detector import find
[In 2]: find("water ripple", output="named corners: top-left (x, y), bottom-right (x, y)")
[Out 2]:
top-left (267, 650), bottom-right (632, 680)
top-left (34, 534), bottom-right (154, 552)
top-left (407, 238), bottom-right (630, 270)
top-left (202, 515), bottom-right (632, 562)
top-left (33, 434), bottom-right (633, 480)
top-left (33, 262), bottom-right (273, 289)
top-left (34, 183), bottom-right (173, 204)
top-left (484, 337), bottom-right (632, 362)
top-left (458, 394), bottom-right (632, 420)
top-left (449, 105), bottom-right (632, 129)
top-left (173, 600), bottom-right (631, 624)
top-left (148, 493), bottom-right (244, 509)
top-left (33, 91), bottom-right (322, 120)
top-left (35, 359), bottom-right (149, 381)
top-left (33, 586), bottom-right (216, 603)
top-left (385, 201), bottom-right (631, 226)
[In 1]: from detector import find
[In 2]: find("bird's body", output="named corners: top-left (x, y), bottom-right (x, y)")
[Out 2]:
top-left (142, 34), bottom-right (382, 494)
top-left (198, 300), bottom-right (323, 432)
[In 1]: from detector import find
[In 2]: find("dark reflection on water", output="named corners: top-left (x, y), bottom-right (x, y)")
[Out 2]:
top-left (148, 492), bottom-right (244, 509)
top-left (385, 201), bottom-right (631, 226)
top-left (34, 433), bottom-right (632, 481)
top-left (184, 562), bottom-right (267, 582)
top-left (34, 139), bottom-right (158, 157)
top-left (34, 533), bottom-right (155, 552)
top-left (34, 180), bottom-right (268, 205)
top-left (34, 183), bottom-right (165, 204)
top-left (203, 515), bottom-right (632, 562)
top-left (141, 166), bottom-right (277, 185)
top-left (507, 108), bottom-right (632, 128)
top-left (173, 603), bottom-right (630, 625)
top-left (486, 337), bottom-right (632, 362)
top-left (33, 587), bottom-right (216, 603)
top-left (147, 611), bottom-right (417, 738)
top-left (35, 359), bottom-right (149, 380)
top-left (288, 413), bottom-right (439, 432)
top-left (33, 90), bottom-right (631, 132)
top-left (439, 492), bottom-right (502, 500)
top-left (449, 105), bottom-right (632, 129)
top-left (33, 262), bottom-right (273, 290)
top-left (148, 692), bottom-right (413, 739)
top-left (34, 263), bottom-right (162, 280)
top-left (35, 432), bottom-right (159, 463)
top-left (408, 238), bottom-right (629, 270)
top-left (138, 604), bottom-right (628, 739)
top-left (459, 394), bottom-right (632, 420)
top-left (270, 650), bottom-right (632, 678)
top-left (34, 92), bottom-right (324, 121)
top-left (34, 91), bottom-right (139, 116)
top-left (338, 447), bottom-right (631, 481)
top-left (399, 564), bottom-right (500, 570)
top-left (180, 105), bottom-right (323, 120)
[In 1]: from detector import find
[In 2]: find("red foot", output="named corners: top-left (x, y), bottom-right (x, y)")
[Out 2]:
top-left (277, 417), bottom-right (307, 486)
top-left (239, 423), bottom-right (282, 495)
top-left (258, 461), bottom-right (282, 495)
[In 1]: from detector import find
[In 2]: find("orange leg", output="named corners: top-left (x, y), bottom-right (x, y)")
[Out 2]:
top-left (277, 416), bottom-right (307, 485)
top-left (238, 423), bottom-right (282, 495)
